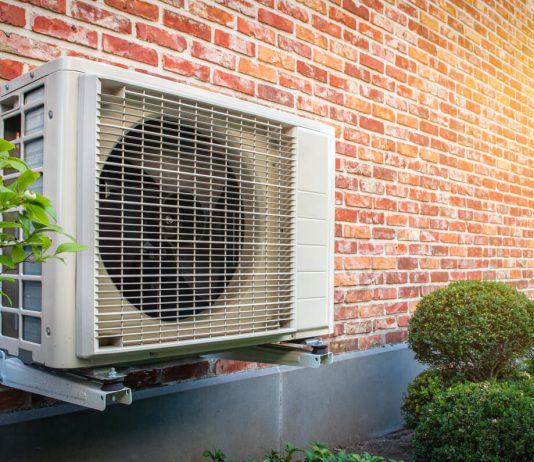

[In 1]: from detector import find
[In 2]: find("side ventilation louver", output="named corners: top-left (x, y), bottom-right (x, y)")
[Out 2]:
top-left (93, 81), bottom-right (297, 349)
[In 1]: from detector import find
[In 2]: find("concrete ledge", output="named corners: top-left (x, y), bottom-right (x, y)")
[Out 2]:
top-left (0, 344), bottom-right (424, 462)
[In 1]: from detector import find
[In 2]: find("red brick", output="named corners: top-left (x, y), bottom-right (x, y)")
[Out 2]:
top-left (215, 30), bottom-right (255, 56)
top-left (258, 8), bottom-right (293, 33)
top-left (238, 16), bottom-right (276, 44)
top-left (103, 34), bottom-right (157, 65)
top-left (213, 69), bottom-right (255, 95)
top-left (343, 0), bottom-right (369, 20)
top-left (0, 58), bottom-right (24, 79)
top-left (0, 1), bottom-right (25, 27)
top-left (297, 60), bottom-right (328, 83)
top-left (136, 23), bottom-right (186, 52)
top-left (189, 0), bottom-right (234, 27)
top-left (0, 31), bottom-right (60, 61)
top-left (239, 58), bottom-right (276, 82)
top-left (278, 35), bottom-right (312, 59)
top-left (259, 46), bottom-right (294, 70)
top-left (214, 359), bottom-right (256, 375)
top-left (329, 6), bottom-right (356, 28)
top-left (32, 16), bottom-right (98, 48)
top-left (72, 1), bottom-right (131, 34)
top-left (161, 361), bottom-right (210, 382)
top-left (296, 25), bottom-right (327, 49)
top-left (258, 83), bottom-right (294, 107)
top-left (280, 73), bottom-right (312, 94)
top-left (278, 0), bottom-right (309, 22)
top-left (0, 387), bottom-right (28, 412)
top-left (360, 116), bottom-right (384, 134)
top-left (192, 41), bottom-right (236, 69)
top-left (164, 10), bottom-right (211, 41)
top-left (124, 368), bottom-right (160, 388)
top-left (104, 0), bottom-right (158, 21)
top-left (20, 0), bottom-right (65, 14)
top-left (312, 14), bottom-right (341, 38)
top-left (163, 54), bottom-right (210, 81)
top-left (360, 53), bottom-right (384, 72)
top-left (297, 95), bottom-right (328, 116)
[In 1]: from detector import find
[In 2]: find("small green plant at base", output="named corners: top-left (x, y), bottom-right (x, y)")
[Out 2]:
top-left (202, 442), bottom-right (402, 462)
top-left (0, 138), bottom-right (86, 298)
top-left (408, 280), bottom-right (534, 381)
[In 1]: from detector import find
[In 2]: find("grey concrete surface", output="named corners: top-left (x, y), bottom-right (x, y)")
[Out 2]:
top-left (0, 344), bottom-right (424, 462)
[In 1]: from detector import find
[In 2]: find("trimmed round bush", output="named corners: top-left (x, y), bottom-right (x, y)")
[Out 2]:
top-left (408, 281), bottom-right (534, 380)
top-left (401, 369), bottom-right (454, 429)
top-left (413, 379), bottom-right (534, 462)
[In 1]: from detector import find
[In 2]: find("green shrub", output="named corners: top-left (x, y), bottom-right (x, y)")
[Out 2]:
top-left (401, 369), bottom-right (455, 429)
top-left (412, 379), bottom-right (534, 462)
top-left (202, 442), bottom-right (402, 462)
top-left (408, 280), bottom-right (534, 380)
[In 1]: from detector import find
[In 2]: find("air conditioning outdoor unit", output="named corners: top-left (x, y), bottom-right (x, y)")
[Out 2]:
top-left (0, 58), bottom-right (334, 375)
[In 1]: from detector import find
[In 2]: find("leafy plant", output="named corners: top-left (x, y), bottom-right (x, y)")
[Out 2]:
top-left (202, 442), bottom-right (402, 462)
top-left (412, 379), bottom-right (534, 462)
top-left (408, 280), bottom-right (534, 381)
top-left (0, 138), bottom-right (86, 298)
top-left (401, 369), bottom-right (458, 429)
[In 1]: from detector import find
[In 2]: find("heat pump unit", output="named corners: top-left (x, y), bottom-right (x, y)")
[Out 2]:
top-left (0, 58), bottom-right (334, 369)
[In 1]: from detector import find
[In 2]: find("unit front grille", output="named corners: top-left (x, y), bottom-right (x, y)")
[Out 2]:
top-left (94, 81), bottom-right (296, 348)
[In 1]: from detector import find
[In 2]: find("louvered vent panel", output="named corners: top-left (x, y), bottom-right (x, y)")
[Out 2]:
top-left (94, 81), bottom-right (296, 349)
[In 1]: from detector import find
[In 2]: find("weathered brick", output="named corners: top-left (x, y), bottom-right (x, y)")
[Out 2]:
top-left (72, 1), bottom-right (131, 33)
top-left (192, 41), bottom-right (236, 69)
top-left (20, 0), bottom-right (66, 14)
top-left (104, 0), bottom-right (158, 21)
top-left (0, 2), bottom-right (25, 27)
top-left (163, 54), bottom-right (210, 81)
top-left (258, 83), bottom-right (294, 107)
top-left (136, 23), bottom-right (186, 52)
top-left (258, 8), bottom-right (293, 33)
top-left (189, 0), bottom-right (234, 27)
top-left (32, 16), bottom-right (98, 48)
top-left (215, 29), bottom-right (255, 56)
top-left (164, 10), bottom-right (211, 40)
top-left (103, 34), bottom-right (158, 65)
top-left (0, 58), bottom-right (24, 79)
top-left (239, 58), bottom-right (276, 82)
top-left (213, 69), bottom-right (255, 95)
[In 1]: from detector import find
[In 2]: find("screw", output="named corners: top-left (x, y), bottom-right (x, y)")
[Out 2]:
top-left (30, 72), bottom-right (35, 79)
top-left (48, 110), bottom-right (53, 119)
top-left (4, 85), bottom-right (9, 90)
top-left (45, 327), bottom-right (51, 336)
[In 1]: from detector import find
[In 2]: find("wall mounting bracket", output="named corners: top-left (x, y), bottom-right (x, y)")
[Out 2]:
top-left (204, 339), bottom-right (333, 368)
top-left (0, 351), bottom-right (132, 411)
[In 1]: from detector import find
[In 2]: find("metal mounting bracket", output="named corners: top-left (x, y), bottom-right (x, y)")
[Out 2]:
top-left (204, 339), bottom-right (333, 368)
top-left (0, 352), bottom-right (132, 411)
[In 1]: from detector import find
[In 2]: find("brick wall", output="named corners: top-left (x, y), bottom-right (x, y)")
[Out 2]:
top-left (0, 0), bottom-right (533, 411)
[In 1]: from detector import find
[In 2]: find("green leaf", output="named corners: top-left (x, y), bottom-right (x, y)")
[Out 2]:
top-left (11, 243), bottom-right (25, 263)
top-left (0, 139), bottom-right (15, 153)
top-left (24, 203), bottom-right (50, 225)
top-left (0, 157), bottom-right (28, 173)
top-left (55, 242), bottom-right (88, 254)
top-left (0, 254), bottom-right (14, 268)
top-left (17, 170), bottom-right (40, 192)
top-left (0, 221), bottom-right (21, 229)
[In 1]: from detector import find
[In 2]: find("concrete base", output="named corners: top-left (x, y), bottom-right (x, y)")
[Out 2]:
top-left (0, 344), bottom-right (423, 462)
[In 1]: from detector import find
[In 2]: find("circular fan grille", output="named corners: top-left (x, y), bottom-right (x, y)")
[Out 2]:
top-left (98, 117), bottom-right (244, 321)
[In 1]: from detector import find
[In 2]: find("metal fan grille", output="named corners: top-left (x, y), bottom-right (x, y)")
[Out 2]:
top-left (94, 82), bottom-right (296, 348)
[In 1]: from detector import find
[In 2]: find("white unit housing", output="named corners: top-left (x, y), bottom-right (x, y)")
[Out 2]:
top-left (0, 58), bottom-right (334, 369)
